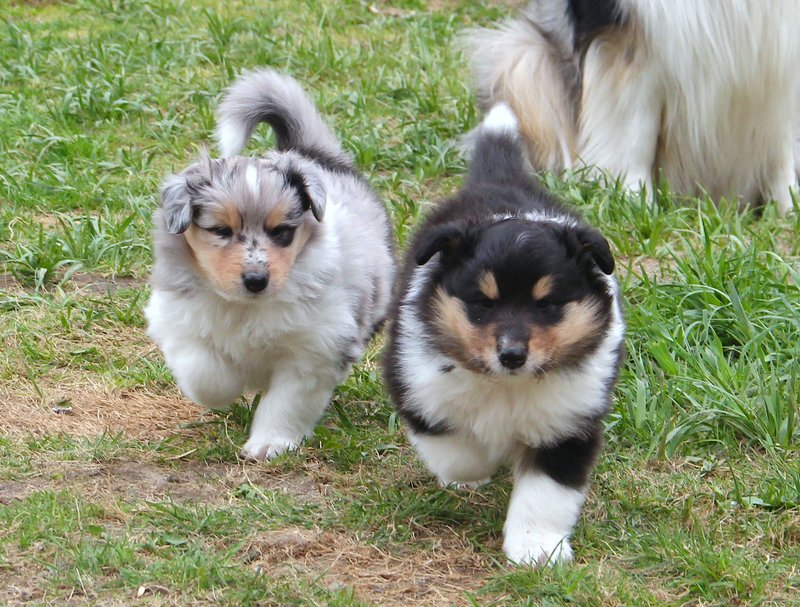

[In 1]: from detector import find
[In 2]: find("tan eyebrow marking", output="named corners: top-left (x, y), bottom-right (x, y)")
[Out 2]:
top-left (532, 275), bottom-right (554, 300)
top-left (478, 271), bottom-right (499, 300)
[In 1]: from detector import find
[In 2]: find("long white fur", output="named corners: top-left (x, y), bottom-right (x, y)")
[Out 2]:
top-left (503, 470), bottom-right (583, 565)
top-left (468, 0), bottom-right (800, 214)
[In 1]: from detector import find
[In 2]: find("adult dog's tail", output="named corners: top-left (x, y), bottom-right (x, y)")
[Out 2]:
top-left (215, 69), bottom-right (353, 172)
top-left (462, 6), bottom-right (578, 171)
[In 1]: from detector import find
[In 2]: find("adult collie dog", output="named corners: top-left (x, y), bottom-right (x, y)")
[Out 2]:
top-left (466, 0), bottom-right (800, 214)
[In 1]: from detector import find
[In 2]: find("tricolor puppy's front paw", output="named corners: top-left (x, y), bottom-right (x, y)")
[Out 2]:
top-left (240, 435), bottom-right (299, 461)
top-left (503, 527), bottom-right (574, 567)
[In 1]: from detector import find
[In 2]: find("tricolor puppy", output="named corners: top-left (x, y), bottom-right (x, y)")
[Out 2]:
top-left (146, 70), bottom-right (394, 460)
top-left (466, 0), bottom-right (800, 214)
top-left (383, 104), bottom-right (624, 566)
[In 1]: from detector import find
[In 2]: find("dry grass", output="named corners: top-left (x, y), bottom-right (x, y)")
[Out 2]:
top-left (0, 381), bottom-right (199, 441)
top-left (248, 529), bottom-right (490, 606)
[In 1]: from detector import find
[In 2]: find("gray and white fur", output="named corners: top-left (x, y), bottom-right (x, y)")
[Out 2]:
top-left (146, 69), bottom-right (395, 460)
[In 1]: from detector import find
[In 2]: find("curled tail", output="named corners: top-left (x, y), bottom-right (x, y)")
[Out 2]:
top-left (466, 103), bottom-right (531, 187)
top-left (215, 69), bottom-right (354, 172)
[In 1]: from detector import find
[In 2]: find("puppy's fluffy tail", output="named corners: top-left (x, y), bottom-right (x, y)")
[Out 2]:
top-left (466, 103), bottom-right (530, 187)
top-left (216, 69), bottom-right (352, 171)
top-left (462, 6), bottom-right (578, 171)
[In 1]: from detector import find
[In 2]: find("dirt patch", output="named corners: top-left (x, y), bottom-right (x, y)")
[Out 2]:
top-left (248, 528), bottom-right (490, 606)
top-left (66, 273), bottom-right (146, 294)
top-left (0, 273), bottom-right (24, 293)
top-left (0, 458), bottom-right (326, 508)
top-left (0, 381), bottom-right (201, 441)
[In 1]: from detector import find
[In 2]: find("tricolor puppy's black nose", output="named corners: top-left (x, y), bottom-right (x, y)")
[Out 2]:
top-left (498, 346), bottom-right (527, 370)
top-left (242, 272), bottom-right (268, 293)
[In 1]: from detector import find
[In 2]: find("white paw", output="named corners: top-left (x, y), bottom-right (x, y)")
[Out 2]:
top-left (503, 529), bottom-right (574, 567)
top-left (439, 478), bottom-right (491, 491)
top-left (240, 436), bottom-right (298, 461)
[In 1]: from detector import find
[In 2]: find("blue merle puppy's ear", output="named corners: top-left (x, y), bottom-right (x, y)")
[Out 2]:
top-left (415, 223), bottom-right (469, 266)
top-left (160, 173), bottom-right (194, 235)
top-left (160, 157), bottom-right (214, 235)
top-left (283, 157), bottom-right (326, 222)
top-left (569, 225), bottom-right (615, 275)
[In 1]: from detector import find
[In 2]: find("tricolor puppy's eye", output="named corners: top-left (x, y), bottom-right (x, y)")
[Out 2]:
top-left (208, 226), bottom-right (233, 238)
top-left (472, 297), bottom-right (495, 310)
top-left (535, 298), bottom-right (558, 310)
top-left (267, 224), bottom-right (297, 246)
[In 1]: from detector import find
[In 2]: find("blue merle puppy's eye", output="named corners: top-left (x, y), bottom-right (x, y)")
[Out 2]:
top-left (267, 224), bottom-right (297, 246)
top-left (209, 226), bottom-right (233, 238)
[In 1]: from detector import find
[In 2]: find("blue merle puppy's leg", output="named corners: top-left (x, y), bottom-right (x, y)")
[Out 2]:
top-left (503, 425), bottom-right (603, 566)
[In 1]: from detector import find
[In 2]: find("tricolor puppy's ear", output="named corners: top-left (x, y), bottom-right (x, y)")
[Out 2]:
top-left (160, 157), bottom-right (214, 235)
top-left (284, 157), bottom-right (326, 222)
top-left (415, 223), bottom-right (469, 266)
top-left (570, 225), bottom-right (615, 275)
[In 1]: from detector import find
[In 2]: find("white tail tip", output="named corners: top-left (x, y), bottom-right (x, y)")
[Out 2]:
top-left (481, 103), bottom-right (519, 135)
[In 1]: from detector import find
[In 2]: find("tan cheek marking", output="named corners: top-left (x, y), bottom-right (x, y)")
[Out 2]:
top-left (552, 300), bottom-right (603, 350)
top-left (528, 328), bottom-right (557, 366)
top-left (263, 222), bottom-right (313, 290)
top-left (184, 225), bottom-right (244, 295)
top-left (532, 275), bottom-right (554, 300)
top-left (478, 271), bottom-right (499, 301)
top-left (528, 299), bottom-right (603, 365)
top-left (432, 288), bottom-right (496, 371)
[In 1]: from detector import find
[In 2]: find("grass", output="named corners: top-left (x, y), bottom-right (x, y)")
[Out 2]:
top-left (1, 0), bottom-right (799, 604)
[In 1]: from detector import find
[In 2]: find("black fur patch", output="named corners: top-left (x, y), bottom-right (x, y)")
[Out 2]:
top-left (400, 407), bottom-right (451, 436)
top-left (569, 0), bottom-right (624, 47)
top-left (250, 109), bottom-right (356, 175)
top-left (296, 145), bottom-right (356, 175)
top-left (520, 423), bottom-right (603, 488)
top-left (285, 170), bottom-right (316, 218)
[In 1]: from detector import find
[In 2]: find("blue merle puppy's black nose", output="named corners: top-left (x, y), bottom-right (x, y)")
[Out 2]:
top-left (242, 272), bottom-right (268, 293)
top-left (498, 346), bottom-right (527, 370)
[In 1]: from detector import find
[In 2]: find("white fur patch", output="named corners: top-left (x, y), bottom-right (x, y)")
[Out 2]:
top-left (245, 163), bottom-right (260, 196)
top-left (503, 472), bottom-right (584, 566)
top-left (481, 103), bottom-right (519, 135)
top-left (215, 117), bottom-right (247, 159)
